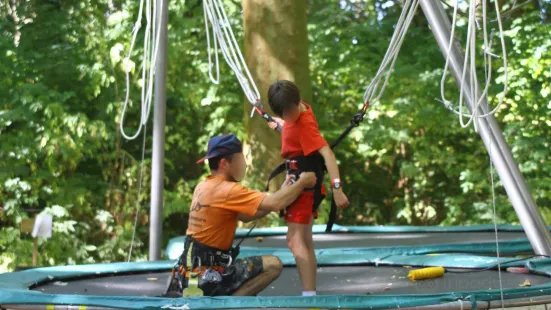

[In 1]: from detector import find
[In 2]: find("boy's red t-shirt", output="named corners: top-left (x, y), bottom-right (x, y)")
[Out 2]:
top-left (281, 102), bottom-right (328, 158)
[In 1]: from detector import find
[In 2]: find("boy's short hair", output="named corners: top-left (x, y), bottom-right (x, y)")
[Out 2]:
top-left (267, 80), bottom-right (301, 117)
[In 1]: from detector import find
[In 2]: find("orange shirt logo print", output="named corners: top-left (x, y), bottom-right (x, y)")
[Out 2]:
top-left (191, 189), bottom-right (210, 212)
top-left (191, 200), bottom-right (210, 212)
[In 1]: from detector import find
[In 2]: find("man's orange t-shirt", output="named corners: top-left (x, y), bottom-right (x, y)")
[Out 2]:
top-left (186, 175), bottom-right (265, 250)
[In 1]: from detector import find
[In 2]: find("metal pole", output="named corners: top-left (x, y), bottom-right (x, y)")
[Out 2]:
top-left (149, 0), bottom-right (169, 261)
top-left (419, 0), bottom-right (551, 256)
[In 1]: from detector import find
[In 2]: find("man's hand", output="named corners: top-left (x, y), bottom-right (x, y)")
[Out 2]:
top-left (298, 172), bottom-right (317, 188)
top-left (333, 189), bottom-right (350, 209)
top-left (268, 117), bottom-right (284, 131)
top-left (281, 174), bottom-right (296, 189)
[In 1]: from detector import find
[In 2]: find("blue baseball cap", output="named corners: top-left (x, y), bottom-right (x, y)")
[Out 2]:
top-left (196, 134), bottom-right (243, 164)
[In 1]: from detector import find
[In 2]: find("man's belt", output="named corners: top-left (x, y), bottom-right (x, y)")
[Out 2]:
top-left (183, 236), bottom-right (233, 268)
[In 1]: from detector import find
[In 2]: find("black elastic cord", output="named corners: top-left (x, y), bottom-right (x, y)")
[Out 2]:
top-left (235, 223), bottom-right (256, 248)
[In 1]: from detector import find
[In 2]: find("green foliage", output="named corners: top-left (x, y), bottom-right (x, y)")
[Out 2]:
top-left (308, 0), bottom-right (550, 226)
top-left (1, 0), bottom-right (549, 272)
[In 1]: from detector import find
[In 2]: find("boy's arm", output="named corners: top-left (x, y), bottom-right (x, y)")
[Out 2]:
top-left (318, 145), bottom-right (340, 181)
top-left (318, 146), bottom-right (350, 209)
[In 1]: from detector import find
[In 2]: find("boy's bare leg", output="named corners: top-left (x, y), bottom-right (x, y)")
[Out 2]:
top-left (305, 216), bottom-right (315, 251)
top-left (232, 256), bottom-right (283, 296)
top-left (287, 219), bottom-right (317, 292)
top-left (305, 217), bottom-right (317, 291)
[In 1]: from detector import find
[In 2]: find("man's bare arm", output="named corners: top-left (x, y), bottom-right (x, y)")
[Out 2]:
top-left (238, 175), bottom-right (297, 222)
top-left (258, 172), bottom-right (316, 212)
top-left (238, 210), bottom-right (271, 223)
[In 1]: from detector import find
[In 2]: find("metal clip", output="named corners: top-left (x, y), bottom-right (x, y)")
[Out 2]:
top-left (250, 100), bottom-right (264, 118)
top-left (219, 253), bottom-right (233, 267)
top-left (435, 98), bottom-right (454, 111)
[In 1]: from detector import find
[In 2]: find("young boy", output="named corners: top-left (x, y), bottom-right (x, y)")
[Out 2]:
top-left (267, 80), bottom-right (350, 296)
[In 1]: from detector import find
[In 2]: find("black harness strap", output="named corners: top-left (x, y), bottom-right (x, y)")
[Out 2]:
top-left (265, 162), bottom-right (287, 191)
top-left (324, 103), bottom-right (370, 231)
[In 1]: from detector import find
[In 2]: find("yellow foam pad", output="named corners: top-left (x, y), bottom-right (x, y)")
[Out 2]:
top-left (408, 266), bottom-right (445, 281)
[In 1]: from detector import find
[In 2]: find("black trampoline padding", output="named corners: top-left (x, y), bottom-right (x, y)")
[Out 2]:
top-left (238, 232), bottom-right (528, 249)
top-left (32, 266), bottom-right (549, 297)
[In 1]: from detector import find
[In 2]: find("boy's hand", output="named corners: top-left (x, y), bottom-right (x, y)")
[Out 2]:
top-left (268, 117), bottom-right (284, 130)
top-left (333, 190), bottom-right (350, 209)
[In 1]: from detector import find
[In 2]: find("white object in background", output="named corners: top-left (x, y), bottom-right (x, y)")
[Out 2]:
top-left (32, 214), bottom-right (52, 238)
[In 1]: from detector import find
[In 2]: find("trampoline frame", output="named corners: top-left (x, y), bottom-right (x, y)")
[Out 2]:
top-left (3, 225), bottom-right (551, 309)
top-left (3, 240), bottom-right (551, 310)
top-left (4, 295), bottom-right (551, 310)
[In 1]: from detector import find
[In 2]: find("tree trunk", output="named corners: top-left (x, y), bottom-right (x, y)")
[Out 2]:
top-left (242, 0), bottom-right (312, 189)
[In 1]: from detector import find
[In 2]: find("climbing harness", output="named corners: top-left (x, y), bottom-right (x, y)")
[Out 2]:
top-left (266, 154), bottom-right (326, 217)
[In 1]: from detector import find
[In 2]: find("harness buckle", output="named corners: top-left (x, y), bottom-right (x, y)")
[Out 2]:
top-left (286, 160), bottom-right (299, 171)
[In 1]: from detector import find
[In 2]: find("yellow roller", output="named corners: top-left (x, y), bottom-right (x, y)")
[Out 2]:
top-left (408, 266), bottom-right (445, 281)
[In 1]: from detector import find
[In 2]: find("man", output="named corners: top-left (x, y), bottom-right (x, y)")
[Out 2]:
top-left (168, 134), bottom-right (316, 297)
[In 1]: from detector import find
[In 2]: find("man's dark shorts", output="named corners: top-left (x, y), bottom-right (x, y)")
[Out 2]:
top-left (200, 256), bottom-right (264, 296)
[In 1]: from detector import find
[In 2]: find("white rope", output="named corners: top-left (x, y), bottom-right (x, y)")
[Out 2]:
top-left (204, 0), bottom-right (219, 85)
top-left (119, 0), bottom-right (165, 260)
top-left (203, 0), bottom-right (261, 109)
top-left (439, 0), bottom-right (508, 128)
top-left (119, 0), bottom-right (165, 140)
top-left (489, 131), bottom-right (506, 309)
top-left (127, 125), bottom-right (148, 262)
top-left (363, 0), bottom-right (419, 105)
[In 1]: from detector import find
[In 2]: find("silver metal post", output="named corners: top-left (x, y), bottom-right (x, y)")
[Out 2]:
top-left (149, 0), bottom-right (169, 261)
top-left (419, 0), bottom-right (551, 256)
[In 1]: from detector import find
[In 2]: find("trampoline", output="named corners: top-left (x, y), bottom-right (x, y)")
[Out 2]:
top-left (2, 225), bottom-right (551, 310)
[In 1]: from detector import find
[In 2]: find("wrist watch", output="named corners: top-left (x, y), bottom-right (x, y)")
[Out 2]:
top-left (331, 178), bottom-right (342, 189)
